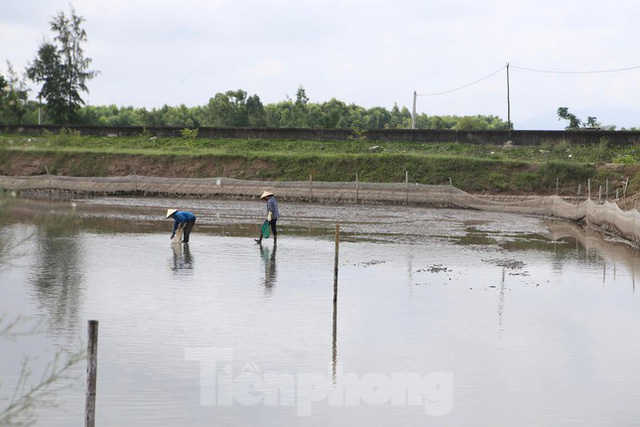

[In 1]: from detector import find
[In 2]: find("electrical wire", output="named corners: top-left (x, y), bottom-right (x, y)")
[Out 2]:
top-left (510, 64), bottom-right (640, 74)
top-left (416, 65), bottom-right (507, 97)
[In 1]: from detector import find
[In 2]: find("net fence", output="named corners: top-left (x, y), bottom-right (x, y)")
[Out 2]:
top-left (2, 174), bottom-right (639, 245)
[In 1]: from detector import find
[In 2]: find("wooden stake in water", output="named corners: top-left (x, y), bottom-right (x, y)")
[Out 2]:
top-left (588, 178), bottom-right (591, 200)
top-left (355, 173), bottom-right (359, 204)
top-left (44, 164), bottom-right (52, 202)
top-left (310, 174), bottom-right (313, 202)
top-left (405, 171), bottom-right (409, 205)
top-left (85, 320), bottom-right (99, 427)
top-left (333, 224), bottom-right (340, 303)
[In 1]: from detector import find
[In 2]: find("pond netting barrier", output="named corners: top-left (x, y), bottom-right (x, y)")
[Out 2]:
top-left (2, 174), bottom-right (640, 246)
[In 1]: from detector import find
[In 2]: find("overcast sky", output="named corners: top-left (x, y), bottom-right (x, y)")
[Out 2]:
top-left (2, 0), bottom-right (639, 129)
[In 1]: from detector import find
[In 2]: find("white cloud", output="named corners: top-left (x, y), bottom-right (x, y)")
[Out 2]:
top-left (245, 58), bottom-right (286, 79)
top-left (1, 0), bottom-right (639, 128)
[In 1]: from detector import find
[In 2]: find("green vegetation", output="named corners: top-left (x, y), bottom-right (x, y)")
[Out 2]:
top-left (1, 133), bottom-right (637, 196)
top-left (25, 6), bottom-right (98, 125)
top-left (557, 107), bottom-right (613, 130)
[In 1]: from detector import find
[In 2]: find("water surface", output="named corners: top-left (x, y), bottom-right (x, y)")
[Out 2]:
top-left (1, 197), bottom-right (640, 426)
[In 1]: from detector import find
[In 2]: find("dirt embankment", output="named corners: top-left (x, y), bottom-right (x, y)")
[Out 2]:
top-left (1, 149), bottom-right (638, 201)
top-left (0, 151), bottom-right (264, 180)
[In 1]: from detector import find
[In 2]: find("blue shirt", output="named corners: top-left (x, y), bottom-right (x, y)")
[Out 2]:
top-left (266, 197), bottom-right (279, 220)
top-left (172, 211), bottom-right (196, 232)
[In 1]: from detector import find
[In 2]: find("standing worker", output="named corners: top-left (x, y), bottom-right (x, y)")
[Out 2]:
top-left (166, 209), bottom-right (196, 243)
top-left (255, 191), bottom-right (279, 245)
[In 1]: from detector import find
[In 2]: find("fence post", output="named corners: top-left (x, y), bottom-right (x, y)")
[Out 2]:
top-left (577, 184), bottom-right (581, 203)
top-left (606, 179), bottom-right (609, 200)
top-left (624, 177), bottom-right (629, 199)
top-left (588, 178), bottom-right (591, 200)
top-left (355, 173), bottom-right (359, 204)
top-left (555, 177), bottom-right (559, 196)
top-left (310, 174), bottom-right (313, 202)
top-left (85, 320), bottom-right (99, 427)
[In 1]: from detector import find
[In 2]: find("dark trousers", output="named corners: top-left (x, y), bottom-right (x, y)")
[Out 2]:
top-left (182, 218), bottom-right (196, 242)
top-left (270, 218), bottom-right (278, 237)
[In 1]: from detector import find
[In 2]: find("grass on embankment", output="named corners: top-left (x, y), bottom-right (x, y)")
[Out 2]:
top-left (0, 133), bottom-right (638, 196)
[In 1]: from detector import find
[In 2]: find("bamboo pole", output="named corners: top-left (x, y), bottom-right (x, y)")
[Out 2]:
top-left (333, 224), bottom-right (340, 304)
top-left (85, 320), bottom-right (99, 427)
top-left (405, 171), bottom-right (409, 205)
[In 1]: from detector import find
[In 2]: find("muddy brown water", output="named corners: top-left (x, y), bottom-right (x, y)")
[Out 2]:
top-left (2, 197), bottom-right (640, 426)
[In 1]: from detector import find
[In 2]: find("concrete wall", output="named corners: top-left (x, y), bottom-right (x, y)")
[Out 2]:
top-left (3, 124), bottom-right (640, 145)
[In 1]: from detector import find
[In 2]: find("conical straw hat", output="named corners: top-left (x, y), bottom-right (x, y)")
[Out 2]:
top-left (166, 208), bottom-right (178, 218)
top-left (260, 191), bottom-right (274, 199)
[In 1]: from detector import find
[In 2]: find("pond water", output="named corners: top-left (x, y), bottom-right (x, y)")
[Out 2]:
top-left (2, 197), bottom-right (640, 426)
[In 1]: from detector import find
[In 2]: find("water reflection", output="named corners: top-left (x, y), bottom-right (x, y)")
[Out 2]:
top-left (6, 198), bottom-right (640, 426)
top-left (28, 223), bottom-right (84, 338)
top-left (543, 219), bottom-right (640, 289)
top-left (259, 242), bottom-right (277, 295)
top-left (497, 267), bottom-right (506, 332)
top-left (170, 243), bottom-right (194, 273)
top-left (332, 297), bottom-right (338, 384)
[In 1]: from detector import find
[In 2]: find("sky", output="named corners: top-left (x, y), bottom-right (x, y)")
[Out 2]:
top-left (1, 0), bottom-right (639, 129)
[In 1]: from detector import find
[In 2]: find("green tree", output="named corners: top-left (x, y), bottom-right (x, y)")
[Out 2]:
top-left (557, 107), bottom-right (582, 130)
top-left (245, 94), bottom-right (266, 127)
top-left (318, 98), bottom-right (348, 128)
top-left (205, 90), bottom-right (253, 127)
top-left (0, 63), bottom-right (29, 124)
top-left (27, 7), bottom-right (98, 124)
top-left (27, 43), bottom-right (68, 124)
top-left (453, 115), bottom-right (490, 131)
top-left (557, 107), bottom-right (601, 130)
top-left (585, 116), bottom-right (601, 129)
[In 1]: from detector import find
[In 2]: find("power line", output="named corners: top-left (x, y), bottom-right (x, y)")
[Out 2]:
top-left (416, 65), bottom-right (507, 96)
top-left (510, 64), bottom-right (640, 74)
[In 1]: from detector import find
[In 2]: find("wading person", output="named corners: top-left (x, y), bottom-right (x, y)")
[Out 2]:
top-left (255, 191), bottom-right (279, 245)
top-left (166, 209), bottom-right (196, 243)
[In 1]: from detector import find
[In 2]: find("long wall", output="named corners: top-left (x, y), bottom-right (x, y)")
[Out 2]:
top-left (3, 124), bottom-right (640, 145)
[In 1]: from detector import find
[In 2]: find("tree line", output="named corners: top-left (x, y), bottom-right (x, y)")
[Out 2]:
top-left (1, 7), bottom-right (508, 131)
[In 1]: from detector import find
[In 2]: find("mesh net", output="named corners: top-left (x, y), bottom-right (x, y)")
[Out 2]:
top-left (2, 174), bottom-right (639, 245)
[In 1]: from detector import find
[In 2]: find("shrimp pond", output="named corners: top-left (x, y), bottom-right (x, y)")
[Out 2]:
top-left (2, 196), bottom-right (640, 426)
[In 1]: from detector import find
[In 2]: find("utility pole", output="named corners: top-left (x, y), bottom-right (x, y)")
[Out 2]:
top-left (412, 91), bottom-right (417, 129)
top-left (506, 62), bottom-right (512, 131)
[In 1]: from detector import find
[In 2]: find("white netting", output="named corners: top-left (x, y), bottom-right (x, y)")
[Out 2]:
top-left (2, 174), bottom-right (639, 245)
